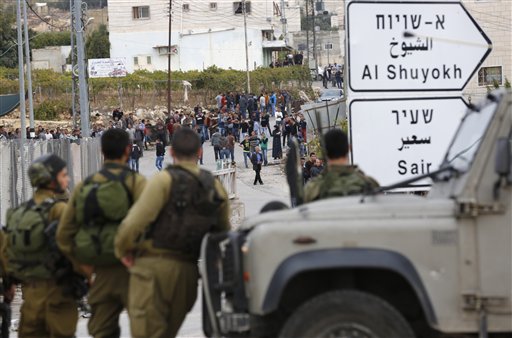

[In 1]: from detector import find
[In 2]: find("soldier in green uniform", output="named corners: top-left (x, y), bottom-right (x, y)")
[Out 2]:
top-left (304, 128), bottom-right (379, 202)
top-left (115, 127), bottom-right (231, 338)
top-left (57, 129), bottom-right (146, 338)
top-left (5, 154), bottom-right (78, 337)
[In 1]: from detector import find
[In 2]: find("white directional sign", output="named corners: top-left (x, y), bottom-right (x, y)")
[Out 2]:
top-left (347, 1), bottom-right (492, 92)
top-left (349, 97), bottom-right (467, 187)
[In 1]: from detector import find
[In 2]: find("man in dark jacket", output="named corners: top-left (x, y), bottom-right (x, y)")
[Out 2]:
top-left (251, 146), bottom-right (264, 185)
top-left (155, 138), bottom-right (165, 171)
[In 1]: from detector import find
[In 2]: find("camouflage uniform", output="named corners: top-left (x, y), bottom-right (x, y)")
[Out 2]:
top-left (57, 161), bottom-right (146, 338)
top-left (115, 162), bottom-right (230, 338)
top-left (4, 155), bottom-right (79, 338)
top-left (10, 189), bottom-right (78, 338)
top-left (304, 165), bottom-right (379, 203)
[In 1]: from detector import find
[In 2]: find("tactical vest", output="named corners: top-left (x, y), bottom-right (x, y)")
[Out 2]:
top-left (149, 166), bottom-right (223, 260)
top-left (74, 166), bottom-right (133, 266)
top-left (5, 199), bottom-right (57, 280)
top-left (317, 168), bottom-right (375, 200)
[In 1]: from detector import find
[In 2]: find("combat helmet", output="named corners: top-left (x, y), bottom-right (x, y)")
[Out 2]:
top-left (28, 154), bottom-right (67, 190)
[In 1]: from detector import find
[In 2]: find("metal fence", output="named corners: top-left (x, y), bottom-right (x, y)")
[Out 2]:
top-left (213, 166), bottom-right (237, 200)
top-left (0, 138), bottom-right (103, 224)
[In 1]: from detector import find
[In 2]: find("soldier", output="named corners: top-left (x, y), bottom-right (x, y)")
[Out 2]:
top-left (304, 129), bottom-right (379, 202)
top-left (57, 129), bottom-right (147, 338)
top-left (115, 127), bottom-right (230, 338)
top-left (5, 154), bottom-right (78, 337)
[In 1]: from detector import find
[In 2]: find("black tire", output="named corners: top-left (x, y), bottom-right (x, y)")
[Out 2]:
top-left (279, 290), bottom-right (416, 338)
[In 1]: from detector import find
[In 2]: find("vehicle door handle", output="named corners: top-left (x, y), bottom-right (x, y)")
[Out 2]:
top-left (293, 236), bottom-right (317, 245)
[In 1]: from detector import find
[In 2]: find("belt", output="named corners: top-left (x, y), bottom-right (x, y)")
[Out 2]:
top-left (23, 279), bottom-right (57, 288)
top-left (138, 251), bottom-right (197, 264)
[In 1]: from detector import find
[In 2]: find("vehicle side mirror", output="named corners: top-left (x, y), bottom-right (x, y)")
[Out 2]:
top-left (495, 137), bottom-right (511, 179)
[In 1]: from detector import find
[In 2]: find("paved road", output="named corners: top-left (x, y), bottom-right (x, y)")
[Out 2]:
top-left (12, 126), bottom-right (290, 337)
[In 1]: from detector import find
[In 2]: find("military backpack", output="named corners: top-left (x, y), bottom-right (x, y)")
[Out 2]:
top-left (149, 166), bottom-right (223, 260)
top-left (74, 166), bottom-right (133, 266)
top-left (5, 199), bottom-right (57, 280)
top-left (317, 167), bottom-right (376, 200)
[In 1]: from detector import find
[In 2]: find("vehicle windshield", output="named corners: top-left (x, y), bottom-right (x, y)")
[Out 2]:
top-left (442, 100), bottom-right (498, 173)
top-left (321, 89), bottom-right (342, 98)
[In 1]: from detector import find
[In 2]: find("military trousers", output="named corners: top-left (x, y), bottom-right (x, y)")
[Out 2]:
top-left (88, 264), bottom-right (129, 338)
top-left (128, 256), bottom-right (199, 338)
top-left (19, 280), bottom-right (78, 338)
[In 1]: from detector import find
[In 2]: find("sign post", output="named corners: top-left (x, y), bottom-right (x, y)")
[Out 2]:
top-left (345, 0), bottom-right (492, 188)
top-left (347, 1), bottom-right (492, 92)
top-left (349, 97), bottom-right (467, 186)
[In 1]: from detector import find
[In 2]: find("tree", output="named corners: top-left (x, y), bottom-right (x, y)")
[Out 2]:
top-left (0, 6), bottom-right (18, 68)
top-left (86, 24), bottom-right (110, 59)
top-left (31, 31), bottom-right (71, 49)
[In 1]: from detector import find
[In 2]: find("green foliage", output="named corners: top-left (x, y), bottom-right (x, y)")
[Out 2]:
top-left (307, 136), bottom-right (323, 159)
top-left (34, 99), bottom-right (70, 120)
top-left (0, 66), bottom-right (311, 107)
top-left (505, 77), bottom-right (511, 89)
top-left (31, 31), bottom-right (71, 49)
top-left (0, 6), bottom-right (18, 68)
top-left (86, 24), bottom-right (110, 59)
top-left (0, 67), bottom-right (19, 93)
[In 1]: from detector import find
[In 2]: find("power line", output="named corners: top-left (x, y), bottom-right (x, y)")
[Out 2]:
top-left (24, 0), bottom-right (71, 29)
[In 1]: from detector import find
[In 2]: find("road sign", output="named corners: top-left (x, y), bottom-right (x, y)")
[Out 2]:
top-left (325, 43), bottom-right (333, 50)
top-left (349, 97), bottom-right (467, 187)
top-left (346, 1), bottom-right (492, 92)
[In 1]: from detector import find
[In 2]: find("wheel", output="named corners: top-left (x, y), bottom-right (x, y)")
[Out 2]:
top-left (279, 290), bottom-right (415, 338)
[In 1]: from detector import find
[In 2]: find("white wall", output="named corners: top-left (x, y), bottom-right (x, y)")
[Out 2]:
top-left (32, 46), bottom-right (71, 73)
top-left (108, 0), bottom-right (301, 72)
top-left (108, 0), bottom-right (301, 34)
top-left (462, 0), bottom-right (511, 101)
top-left (110, 28), bottom-right (264, 72)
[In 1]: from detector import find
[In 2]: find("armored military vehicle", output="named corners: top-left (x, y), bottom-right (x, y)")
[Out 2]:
top-left (201, 90), bottom-right (512, 338)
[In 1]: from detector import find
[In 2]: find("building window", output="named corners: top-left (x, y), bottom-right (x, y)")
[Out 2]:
top-left (233, 1), bottom-right (251, 14)
top-left (156, 45), bottom-right (178, 55)
top-left (134, 57), bottom-right (139, 65)
top-left (183, 3), bottom-right (190, 11)
top-left (478, 66), bottom-right (503, 86)
top-left (147, 56), bottom-right (152, 65)
top-left (132, 6), bottom-right (150, 19)
top-left (210, 2), bottom-right (217, 10)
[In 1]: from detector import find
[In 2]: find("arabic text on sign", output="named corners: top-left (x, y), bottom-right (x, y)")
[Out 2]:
top-left (389, 37), bottom-right (433, 58)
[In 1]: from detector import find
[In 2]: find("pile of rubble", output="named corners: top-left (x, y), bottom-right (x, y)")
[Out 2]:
top-left (0, 104), bottom-right (210, 131)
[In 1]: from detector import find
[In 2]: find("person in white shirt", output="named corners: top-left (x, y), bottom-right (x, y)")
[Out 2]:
top-left (259, 95), bottom-right (266, 113)
top-left (275, 110), bottom-right (283, 126)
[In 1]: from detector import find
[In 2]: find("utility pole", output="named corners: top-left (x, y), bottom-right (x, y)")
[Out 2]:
top-left (280, 0), bottom-right (287, 45)
top-left (73, 0), bottom-right (90, 137)
top-left (16, 0), bottom-right (27, 200)
top-left (242, 0), bottom-right (250, 93)
top-left (70, 0), bottom-right (78, 128)
top-left (311, 0), bottom-right (318, 72)
top-left (22, 0), bottom-right (34, 129)
top-left (167, 0), bottom-right (172, 113)
top-left (305, 0), bottom-right (310, 67)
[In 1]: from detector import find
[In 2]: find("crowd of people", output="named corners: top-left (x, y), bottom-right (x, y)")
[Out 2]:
top-left (1, 89), bottom-right (316, 181)
top-left (320, 63), bottom-right (344, 89)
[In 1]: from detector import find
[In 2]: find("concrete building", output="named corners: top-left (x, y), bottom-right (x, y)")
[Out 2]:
top-left (107, 0), bottom-right (301, 72)
top-left (462, 0), bottom-right (511, 101)
top-left (32, 46), bottom-right (72, 73)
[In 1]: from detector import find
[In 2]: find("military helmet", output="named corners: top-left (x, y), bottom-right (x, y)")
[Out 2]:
top-left (28, 154), bottom-right (67, 188)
